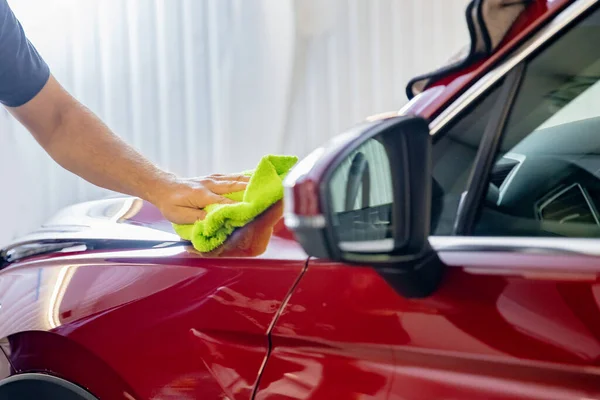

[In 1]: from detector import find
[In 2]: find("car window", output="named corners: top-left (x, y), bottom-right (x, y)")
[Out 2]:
top-left (473, 5), bottom-right (600, 237)
top-left (429, 81), bottom-right (504, 235)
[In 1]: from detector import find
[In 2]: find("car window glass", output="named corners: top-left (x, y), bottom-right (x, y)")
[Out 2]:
top-left (429, 82), bottom-right (504, 235)
top-left (474, 5), bottom-right (600, 237)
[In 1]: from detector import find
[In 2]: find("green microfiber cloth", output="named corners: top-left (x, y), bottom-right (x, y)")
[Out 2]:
top-left (173, 154), bottom-right (298, 252)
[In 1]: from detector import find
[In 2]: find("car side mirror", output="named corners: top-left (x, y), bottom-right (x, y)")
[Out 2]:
top-left (283, 115), bottom-right (444, 298)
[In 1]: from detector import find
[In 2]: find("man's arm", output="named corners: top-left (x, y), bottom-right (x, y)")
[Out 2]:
top-left (8, 75), bottom-right (248, 224)
top-left (0, 0), bottom-right (247, 224)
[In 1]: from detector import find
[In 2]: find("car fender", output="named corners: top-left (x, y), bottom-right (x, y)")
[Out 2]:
top-left (3, 331), bottom-right (138, 399)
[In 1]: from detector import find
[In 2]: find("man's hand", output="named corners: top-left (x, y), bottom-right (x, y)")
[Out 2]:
top-left (152, 173), bottom-right (249, 224)
top-left (8, 75), bottom-right (249, 225)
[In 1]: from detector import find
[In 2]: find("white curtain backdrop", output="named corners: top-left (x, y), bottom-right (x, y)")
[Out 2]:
top-left (0, 0), bottom-right (469, 245)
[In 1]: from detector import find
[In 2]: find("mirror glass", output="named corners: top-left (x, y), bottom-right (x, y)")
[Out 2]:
top-left (328, 135), bottom-right (396, 253)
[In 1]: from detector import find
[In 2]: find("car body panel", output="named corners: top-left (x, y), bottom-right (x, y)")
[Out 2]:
top-left (0, 200), bottom-right (308, 399)
top-left (1, 1), bottom-right (597, 399)
top-left (256, 252), bottom-right (600, 399)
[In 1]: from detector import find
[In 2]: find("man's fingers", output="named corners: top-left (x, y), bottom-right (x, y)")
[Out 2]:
top-left (209, 174), bottom-right (250, 182)
top-left (170, 208), bottom-right (207, 225)
top-left (198, 191), bottom-right (237, 207)
top-left (217, 197), bottom-right (236, 204)
top-left (169, 195), bottom-right (235, 224)
top-left (204, 179), bottom-right (248, 195)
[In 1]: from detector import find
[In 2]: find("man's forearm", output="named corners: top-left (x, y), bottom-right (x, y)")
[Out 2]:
top-left (9, 75), bottom-right (248, 224)
top-left (44, 99), bottom-right (173, 203)
top-left (9, 75), bottom-right (174, 204)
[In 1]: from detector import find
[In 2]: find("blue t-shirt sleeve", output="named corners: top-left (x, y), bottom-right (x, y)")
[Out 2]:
top-left (0, 0), bottom-right (50, 107)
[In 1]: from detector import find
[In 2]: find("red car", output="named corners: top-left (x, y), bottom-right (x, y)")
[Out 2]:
top-left (2, 0), bottom-right (600, 398)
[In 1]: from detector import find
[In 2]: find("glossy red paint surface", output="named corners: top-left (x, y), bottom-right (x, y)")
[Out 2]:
top-left (256, 256), bottom-right (600, 399)
top-left (0, 201), bottom-right (307, 399)
top-left (0, 1), bottom-right (592, 399)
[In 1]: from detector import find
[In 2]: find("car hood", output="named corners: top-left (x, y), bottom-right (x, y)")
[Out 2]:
top-left (1, 196), bottom-right (306, 266)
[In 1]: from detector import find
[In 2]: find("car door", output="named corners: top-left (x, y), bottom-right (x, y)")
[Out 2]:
top-left (255, 1), bottom-right (600, 399)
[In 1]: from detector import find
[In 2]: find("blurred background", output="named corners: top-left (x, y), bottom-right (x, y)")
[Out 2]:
top-left (0, 0), bottom-right (469, 244)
